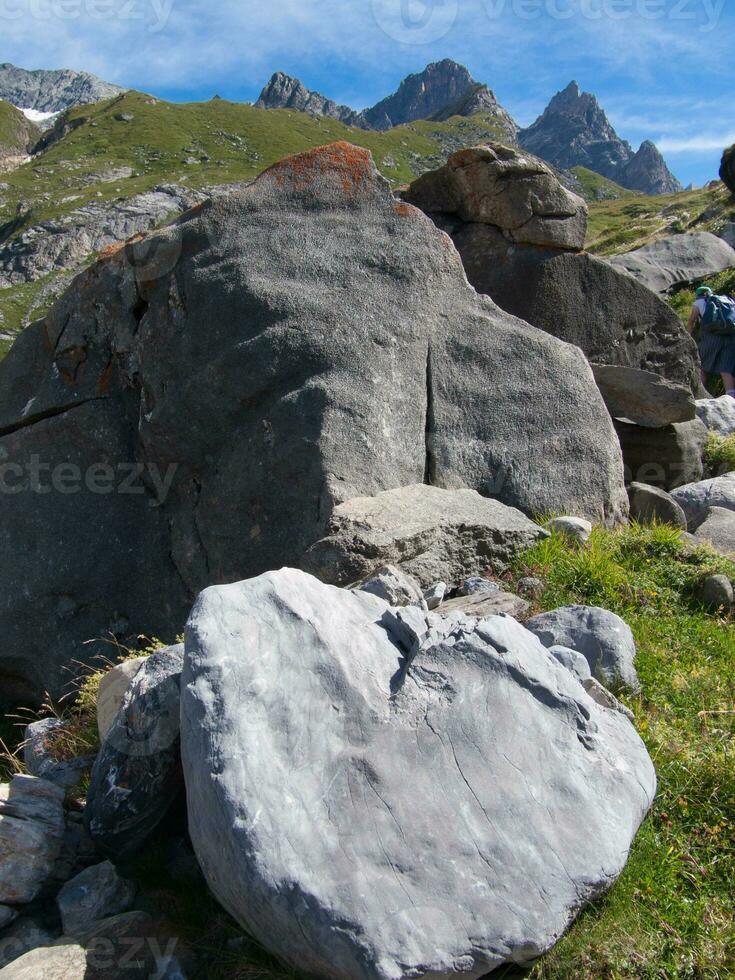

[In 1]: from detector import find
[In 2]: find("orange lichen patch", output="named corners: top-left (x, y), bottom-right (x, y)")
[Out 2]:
top-left (98, 241), bottom-right (127, 262)
top-left (263, 142), bottom-right (374, 195)
top-left (393, 202), bottom-right (415, 218)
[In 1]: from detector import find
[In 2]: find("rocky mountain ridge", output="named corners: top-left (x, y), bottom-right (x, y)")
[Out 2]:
top-left (519, 81), bottom-right (682, 196)
top-left (0, 63), bottom-right (124, 114)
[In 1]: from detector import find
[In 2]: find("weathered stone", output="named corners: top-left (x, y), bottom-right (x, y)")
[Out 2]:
top-left (547, 516), bottom-right (592, 545)
top-left (181, 569), bottom-right (656, 980)
top-left (22, 719), bottom-right (94, 792)
top-left (609, 233), bottom-right (735, 294)
top-left (352, 566), bottom-right (426, 609)
top-left (591, 364), bottom-right (695, 428)
top-left (0, 920), bottom-right (54, 970)
top-left (426, 221), bottom-right (699, 390)
top-left (526, 605), bottom-right (640, 694)
top-left (96, 657), bottom-right (146, 742)
top-left (670, 473), bottom-right (735, 530)
top-left (404, 144), bottom-right (588, 249)
top-left (615, 418), bottom-right (707, 491)
top-left (0, 908), bottom-right (16, 931)
top-left (0, 776), bottom-right (65, 905)
top-left (693, 506), bottom-right (735, 558)
top-left (582, 678), bottom-right (635, 723)
top-left (456, 576), bottom-right (500, 597)
top-left (699, 573), bottom-right (734, 612)
top-left (302, 484), bottom-right (549, 588)
top-left (0, 912), bottom-right (188, 979)
top-left (85, 646), bottom-right (184, 859)
top-left (518, 576), bottom-right (544, 599)
top-left (0, 142), bottom-right (628, 707)
top-left (696, 395), bottom-right (735, 438)
top-left (439, 590), bottom-right (530, 619)
top-left (57, 861), bottom-right (136, 937)
top-left (627, 483), bottom-right (688, 529)
top-left (549, 645), bottom-right (592, 682)
top-left (423, 583), bottom-right (447, 610)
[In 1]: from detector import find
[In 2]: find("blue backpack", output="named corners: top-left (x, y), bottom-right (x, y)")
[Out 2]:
top-left (702, 294), bottom-right (735, 336)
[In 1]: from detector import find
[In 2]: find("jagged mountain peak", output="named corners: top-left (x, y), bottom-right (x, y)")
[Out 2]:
top-left (363, 60), bottom-right (477, 130)
top-left (0, 63), bottom-right (124, 114)
top-left (255, 72), bottom-right (369, 128)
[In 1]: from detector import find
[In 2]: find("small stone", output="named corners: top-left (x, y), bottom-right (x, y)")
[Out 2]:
top-left (549, 645), bottom-right (591, 682)
top-left (352, 565), bottom-right (427, 609)
top-left (457, 576), bottom-right (501, 597)
top-left (57, 861), bottom-right (136, 937)
top-left (22, 719), bottom-right (94, 793)
top-left (547, 516), bottom-right (593, 545)
top-left (517, 577), bottom-right (544, 599)
top-left (699, 574), bottom-right (734, 613)
top-left (423, 582), bottom-right (447, 610)
top-left (439, 590), bottom-right (529, 619)
top-left (694, 507), bottom-right (735, 559)
top-left (0, 776), bottom-right (66, 906)
top-left (627, 482), bottom-right (687, 530)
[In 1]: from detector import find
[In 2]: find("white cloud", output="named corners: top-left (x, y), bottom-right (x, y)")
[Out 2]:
top-left (656, 132), bottom-right (735, 154)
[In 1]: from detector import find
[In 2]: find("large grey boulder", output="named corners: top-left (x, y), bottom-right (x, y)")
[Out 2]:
top-left (609, 232), bottom-right (735, 294)
top-left (525, 605), bottom-right (640, 694)
top-left (696, 395), bottom-right (735, 438)
top-left (0, 142), bottom-right (628, 706)
top-left (409, 202), bottom-right (698, 391)
top-left (302, 484), bottom-right (549, 588)
top-left (181, 568), bottom-right (656, 980)
top-left (0, 776), bottom-right (66, 906)
top-left (85, 646), bottom-right (184, 859)
top-left (615, 418), bottom-right (707, 491)
top-left (591, 364), bottom-right (695, 428)
top-left (404, 144), bottom-right (588, 249)
top-left (692, 506), bottom-right (735, 558)
top-left (56, 861), bottom-right (136, 937)
top-left (670, 473), bottom-right (735, 530)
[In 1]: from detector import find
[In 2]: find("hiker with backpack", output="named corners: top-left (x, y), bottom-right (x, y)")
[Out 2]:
top-left (688, 286), bottom-right (735, 398)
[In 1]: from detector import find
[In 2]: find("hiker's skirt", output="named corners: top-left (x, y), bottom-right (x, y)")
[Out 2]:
top-left (699, 330), bottom-right (735, 374)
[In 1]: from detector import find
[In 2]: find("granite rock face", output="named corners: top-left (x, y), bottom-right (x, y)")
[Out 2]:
top-left (615, 418), bottom-right (707, 491)
top-left (405, 148), bottom-right (699, 391)
top-left (591, 364), bottom-right (696, 428)
top-left (0, 776), bottom-right (65, 906)
top-left (693, 507), bottom-right (735, 558)
top-left (0, 142), bottom-right (628, 704)
top-left (696, 396), bottom-right (735, 438)
top-left (671, 473), bottom-right (735, 531)
top-left (302, 484), bottom-right (549, 588)
top-left (627, 483), bottom-right (688, 530)
top-left (609, 233), bottom-right (735, 294)
top-left (181, 569), bottom-right (656, 980)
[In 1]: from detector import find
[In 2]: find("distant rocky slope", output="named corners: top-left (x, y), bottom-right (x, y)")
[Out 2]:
top-left (0, 101), bottom-right (39, 164)
top-left (0, 63), bottom-right (124, 113)
top-left (519, 81), bottom-right (681, 196)
top-left (257, 60), bottom-right (518, 142)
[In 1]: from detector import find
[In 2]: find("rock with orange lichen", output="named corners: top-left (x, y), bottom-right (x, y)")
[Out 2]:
top-left (0, 141), bottom-right (627, 706)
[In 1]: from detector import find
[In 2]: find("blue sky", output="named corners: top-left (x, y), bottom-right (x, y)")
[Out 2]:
top-left (2, 0), bottom-right (733, 186)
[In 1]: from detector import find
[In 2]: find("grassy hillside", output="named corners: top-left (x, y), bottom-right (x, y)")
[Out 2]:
top-left (0, 100), bottom-right (38, 161)
top-left (586, 182), bottom-right (735, 256)
top-left (571, 166), bottom-right (634, 202)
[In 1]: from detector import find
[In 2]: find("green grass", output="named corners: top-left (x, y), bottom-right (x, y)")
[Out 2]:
top-left (703, 432), bottom-right (735, 478)
top-left (586, 184), bottom-right (735, 256)
top-left (506, 524), bottom-right (735, 979)
top-left (571, 166), bottom-right (634, 202)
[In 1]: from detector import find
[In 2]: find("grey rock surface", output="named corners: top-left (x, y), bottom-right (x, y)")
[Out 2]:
top-left (0, 920), bottom-right (54, 970)
top-left (404, 144), bottom-right (588, 249)
top-left (693, 506), bottom-right (735, 558)
top-left (181, 568), bottom-right (656, 980)
top-left (518, 81), bottom-right (681, 196)
top-left (696, 395), bottom-right (735, 438)
top-left (0, 908), bottom-right (16, 931)
top-left (582, 678), bottom-right (635, 723)
top-left (0, 776), bottom-right (65, 905)
top-left (547, 516), bottom-right (592, 545)
top-left (302, 484), bottom-right (549, 588)
top-left (0, 911), bottom-right (187, 979)
top-left (456, 576), bottom-right (501, 597)
top-left (591, 364), bottom-right (696, 428)
top-left (615, 418), bottom-right (707, 491)
top-left (0, 142), bottom-right (627, 706)
top-left (699, 573), bottom-right (734, 612)
top-left (0, 63), bottom-right (124, 113)
top-left (96, 657), bottom-right (146, 742)
top-left (352, 565), bottom-right (427, 609)
top-left (526, 605), bottom-right (640, 694)
top-left (609, 233), bottom-right (735, 294)
top-left (717, 222), bottom-right (735, 249)
top-left (549, 645), bottom-right (592, 682)
top-left (56, 861), bottom-right (136, 937)
top-left (423, 583), bottom-right (447, 610)
top-left (671, 473), bottom-right (735, 530)
top-left (627, 482), bottom-right (688, 530)
top-left (439, 589), bottom-right (530, 619)
top-left (85, 646), bottom-right (184, 859)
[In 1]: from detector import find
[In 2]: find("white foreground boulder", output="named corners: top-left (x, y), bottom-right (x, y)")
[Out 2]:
top-left (181, 569), bottom-right (656, 980)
